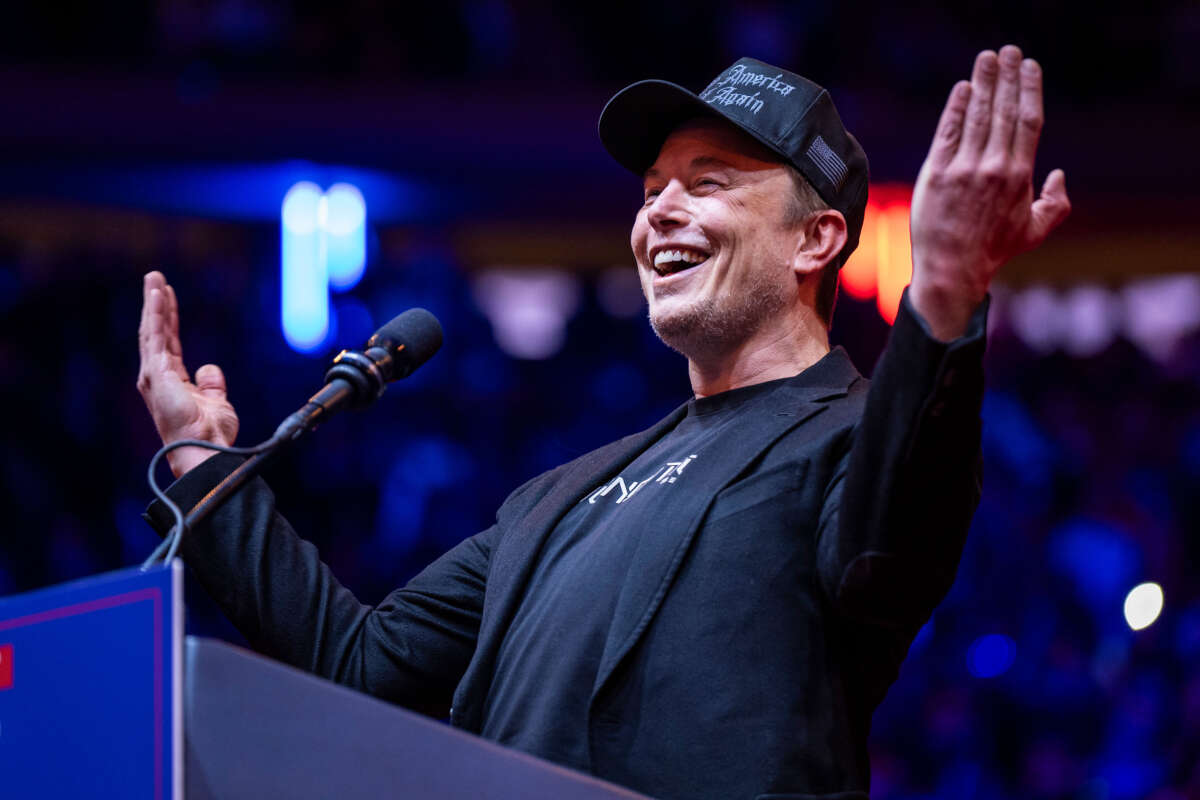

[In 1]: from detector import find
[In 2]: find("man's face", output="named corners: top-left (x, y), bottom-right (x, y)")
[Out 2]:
top-left (631, 117), bottom-right (802, 355)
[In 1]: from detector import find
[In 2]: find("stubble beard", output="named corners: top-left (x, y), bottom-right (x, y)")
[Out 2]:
top-left (647, 268), bottom-right (790, 359)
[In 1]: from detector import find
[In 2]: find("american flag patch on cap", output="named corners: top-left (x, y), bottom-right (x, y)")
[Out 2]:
top-left (806, 135), bottom-right (848, 191)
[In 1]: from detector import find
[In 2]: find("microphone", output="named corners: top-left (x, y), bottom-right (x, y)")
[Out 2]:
top-left (273, 308), bottom-right (443, 441)
top-left (142, 309), bottom-right (442, 568)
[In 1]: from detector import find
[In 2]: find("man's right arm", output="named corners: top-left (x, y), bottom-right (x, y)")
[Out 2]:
top-left (137, 270), bottom-right (492, 715)
top-left (144, 453), bottom-right (495, 716)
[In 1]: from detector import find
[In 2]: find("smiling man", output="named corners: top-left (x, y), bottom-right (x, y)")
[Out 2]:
top-left (140, 47), bottom-right (1069, 800)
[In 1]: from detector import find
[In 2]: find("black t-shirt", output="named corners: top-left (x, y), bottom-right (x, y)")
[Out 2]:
top-left (480, 377), bottom-right (790, 770)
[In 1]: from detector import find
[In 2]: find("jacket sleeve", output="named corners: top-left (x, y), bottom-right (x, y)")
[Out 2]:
top-left (817, 287), bottom-right (989, 633)
top-left (144, 453), bottom-right (496, 716)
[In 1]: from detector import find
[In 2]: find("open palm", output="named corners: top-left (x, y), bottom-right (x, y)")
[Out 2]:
top-left (137, 271), bottom-right (239, 477)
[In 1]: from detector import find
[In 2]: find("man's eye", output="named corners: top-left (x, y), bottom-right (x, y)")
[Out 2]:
top-left (696, 178), bottom-right (721, 189)
top-left (643, 189), bottom-right (661, 203)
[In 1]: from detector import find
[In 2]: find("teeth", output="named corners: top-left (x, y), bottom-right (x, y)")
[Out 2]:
top-left (653, 248), bottom-right (708, 268)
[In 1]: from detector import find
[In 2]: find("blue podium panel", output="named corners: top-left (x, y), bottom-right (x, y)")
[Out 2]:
top-left (0, 562), bottom-right (183, 800)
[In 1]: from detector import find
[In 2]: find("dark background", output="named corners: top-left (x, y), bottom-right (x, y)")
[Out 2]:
top-left (1, 2), bottom-right (1198, 798)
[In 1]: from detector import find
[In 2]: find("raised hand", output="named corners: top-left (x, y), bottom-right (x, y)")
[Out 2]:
top-left (137, 271), bottom-right (239, 477)
top-left (909, 44), bottom-right (1072, 341)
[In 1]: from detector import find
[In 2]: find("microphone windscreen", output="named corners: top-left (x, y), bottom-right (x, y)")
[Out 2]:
top-left (367, 308), bottom-right (443, 379)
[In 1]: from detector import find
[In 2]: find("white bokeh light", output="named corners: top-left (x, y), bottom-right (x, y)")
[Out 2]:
top-left (473, 269), bottom-right (581, 360)
top-left (1061, 285), bottom-right (1120, 358)
top-left (1009, 285), bottom-right (1064, 354)
top-left (1122, 275), bottom-right (1200, 363)
top-left (1123, 582), bottom-right (1164, 631)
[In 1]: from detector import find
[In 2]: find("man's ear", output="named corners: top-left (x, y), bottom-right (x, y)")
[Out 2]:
top-left (792, 209), bottom-right (848, 276)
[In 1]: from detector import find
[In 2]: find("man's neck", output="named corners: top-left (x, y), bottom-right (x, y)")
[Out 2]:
top-left (686, 311), bottom-right (831, 398)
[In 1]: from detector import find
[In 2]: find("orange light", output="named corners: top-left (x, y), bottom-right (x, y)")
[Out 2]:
top-left (838, 184), bottom-right (913, 325)
top-left (876, 204), bottom-right (913, 325)
top-left (841, 204), bottom-right (879, 300)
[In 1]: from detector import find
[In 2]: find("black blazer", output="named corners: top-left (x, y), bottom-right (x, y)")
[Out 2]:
top-left (148, 292), bottom-right (988, 800)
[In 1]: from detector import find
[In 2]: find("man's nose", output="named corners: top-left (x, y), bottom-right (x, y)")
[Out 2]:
top-left (647, 180), bottom-right (689, 230)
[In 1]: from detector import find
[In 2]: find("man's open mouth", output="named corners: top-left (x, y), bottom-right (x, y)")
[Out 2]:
top-left (652, 248), bottom-right (710, 277)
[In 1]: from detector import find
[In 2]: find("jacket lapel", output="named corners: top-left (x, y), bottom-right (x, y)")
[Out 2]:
top-left (455, 404), bottom-right (688, 728)
top-left (589, 381), bottom-right (847, 707)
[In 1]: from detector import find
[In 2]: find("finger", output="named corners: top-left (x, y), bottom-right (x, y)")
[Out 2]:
top-left (927, 81), bottom-right (972, 169)
top-left (1013, 58), bottom-right (1045, 170)
top-left (958, 50), bottom-right (999, 158)
top-left (164, 283), bottom-right (183, 359)
top-left (1028, 169), bottom-right (1071, 245)
top-left (139, 285), bottom-right (188, 384)
top-left (141, 286), bottom-right (166, 361)
top-left (985, 44), bottom-right (1023, 160)
top-left (194, 364), bottom-right (228, 400)
top-left (140, 287), bottom-right (170, 383)
top-left (151, 333), bottom-right (175, 380)
top-left (150, 279), bottom-right (188, 382)
top-left (139, 271), bottom-right (164, 347)
top-left (139, 274), bottom-right (151, 344)
top-left (138, 322), bottom-right (171, 395)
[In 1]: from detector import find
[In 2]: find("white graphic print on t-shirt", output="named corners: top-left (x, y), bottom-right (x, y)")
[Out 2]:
top-left (585, 454), bottom-right (699, 507)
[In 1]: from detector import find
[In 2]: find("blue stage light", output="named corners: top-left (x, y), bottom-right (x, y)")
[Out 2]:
top-left (281, 182), bottom-right (329, 352)
top-left (967, 633), bottom-right (1016, 678)
top-left (281, 180), bottom-right (371, 352)
top-left (281, 181), bottom-right (322, 234)
top-left (323, 183), bottom-right (367, 291)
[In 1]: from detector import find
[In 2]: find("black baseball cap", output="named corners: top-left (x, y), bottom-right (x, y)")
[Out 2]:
top-left (598, 57), bottom-right (870, 265)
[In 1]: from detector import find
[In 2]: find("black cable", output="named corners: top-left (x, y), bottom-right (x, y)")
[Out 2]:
top-left (141, 436), bottom-right (282, 569)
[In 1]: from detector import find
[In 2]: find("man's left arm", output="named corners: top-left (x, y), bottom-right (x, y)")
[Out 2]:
top-left (820, 45), bottom-right (1071, 631)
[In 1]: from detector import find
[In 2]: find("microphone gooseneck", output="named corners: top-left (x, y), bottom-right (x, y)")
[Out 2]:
top-left (274, 308), bottom-right (444, 441)
top-left (143, 307), bottom-right (443, 569)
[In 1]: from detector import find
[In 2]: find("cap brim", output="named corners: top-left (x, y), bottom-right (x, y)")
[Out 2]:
top-left (598, 80), bottom-right (725, 176)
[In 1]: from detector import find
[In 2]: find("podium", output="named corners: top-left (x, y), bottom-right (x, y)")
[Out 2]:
top-left (0, 564), bottom-right (650, 799)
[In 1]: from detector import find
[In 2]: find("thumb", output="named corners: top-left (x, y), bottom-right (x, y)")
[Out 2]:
top-left (1028, 168), bottom-right (1071, 246)
top-left (195, 363), bottom-right (228, 400)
